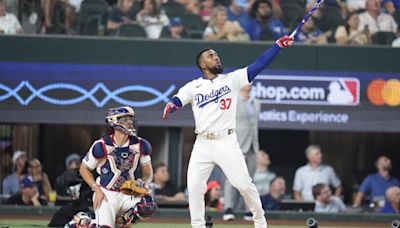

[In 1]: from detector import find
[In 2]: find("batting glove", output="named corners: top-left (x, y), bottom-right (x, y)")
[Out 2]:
top-left (163, 102), bottom-right (180, 120)
top-left (276, 36), bottom-right (294, 48)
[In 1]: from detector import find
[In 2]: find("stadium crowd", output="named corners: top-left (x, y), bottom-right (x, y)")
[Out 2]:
top-left (0, 0), bottom-right (399, 45)
top-left (2, 148), bottom-right (399, 216)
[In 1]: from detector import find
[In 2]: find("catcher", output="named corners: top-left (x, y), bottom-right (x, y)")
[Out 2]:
top-left (79, 106), bottom-right (157, 228)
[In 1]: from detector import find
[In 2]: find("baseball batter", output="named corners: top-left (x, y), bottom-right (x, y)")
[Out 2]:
top-left (79, 106), bottom-right (157, 228)
top-left (163, 36), bottom-right (293, 228)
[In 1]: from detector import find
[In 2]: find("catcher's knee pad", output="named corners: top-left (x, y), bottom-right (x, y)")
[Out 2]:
top-left (136, 195), bottom-right (158, 220)
top-left (118, 195), bottom-right (158, 225)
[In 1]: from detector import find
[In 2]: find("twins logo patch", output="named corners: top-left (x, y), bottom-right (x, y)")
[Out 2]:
top-left (195, 85), bottom-right (231, 108)
top-left (121, 152), bottom-right (129, 159)
top-left (101, 167), bottom-right (109, 174)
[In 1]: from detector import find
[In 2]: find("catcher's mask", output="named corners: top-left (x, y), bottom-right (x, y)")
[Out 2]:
top-left (106, 106), bottom-right (137, 136)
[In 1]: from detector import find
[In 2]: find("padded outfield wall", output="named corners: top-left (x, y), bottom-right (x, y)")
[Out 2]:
top-left (0, 35), bottom-right (399, 132)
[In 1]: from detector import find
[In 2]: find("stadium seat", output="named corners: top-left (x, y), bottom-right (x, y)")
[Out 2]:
top-left (117, 23), bottom-right (147, 38)
top-left (393, 10), bottom-right (400, 28)
top-left (179, 13), bottom-right (206, 39)
top-left (281, 4), bottom-right (304, 30)
top-left (78, 0), bottom-right (109, 35)
top-left (371, 32), bottom-right (397, 45)
top-left (280, 0), bottom-right (306, 8)
top-left (162, 1), bottom-right (186, 18)
top-left (316, 6), bottom-right (345, 32)
top-left (180, 13), bottom-right (206, 31)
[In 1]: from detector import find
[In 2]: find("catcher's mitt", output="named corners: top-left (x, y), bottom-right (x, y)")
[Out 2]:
top-left (120, 180), bottom-right (152, 197)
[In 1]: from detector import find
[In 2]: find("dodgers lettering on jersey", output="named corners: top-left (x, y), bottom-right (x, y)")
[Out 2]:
top-left (175, 67), bottom-right (249, 133)
top-left (82, 136), bottom-right (152, 190)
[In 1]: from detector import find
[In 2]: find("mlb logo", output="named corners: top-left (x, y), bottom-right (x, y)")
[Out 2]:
top-left (327, 79), bottom-right (359, 105)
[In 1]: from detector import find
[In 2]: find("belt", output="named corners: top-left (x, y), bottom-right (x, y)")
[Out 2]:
top-left (198, 129), bottom-right (234, 140)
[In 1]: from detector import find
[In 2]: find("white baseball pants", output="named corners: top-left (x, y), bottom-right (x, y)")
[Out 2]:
top-left (187, 133), bottom-right (267, 228)
top-left (93, 187), bottom-right (141, 226)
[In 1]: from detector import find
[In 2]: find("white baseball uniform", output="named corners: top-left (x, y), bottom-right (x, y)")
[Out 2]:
top-left (82, 134), bottom-right (152, 226)
top-left (175, 67), bottom-right (267, 228)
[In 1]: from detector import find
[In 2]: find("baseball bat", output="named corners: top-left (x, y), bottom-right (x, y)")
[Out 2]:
top-left (289, 0), bottom-right (325, 38)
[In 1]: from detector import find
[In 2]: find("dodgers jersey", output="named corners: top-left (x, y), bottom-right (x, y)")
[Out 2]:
top-left (175, 67), bottom-right (249, 134)
top-left (82, 135), bottom-right (151, 191)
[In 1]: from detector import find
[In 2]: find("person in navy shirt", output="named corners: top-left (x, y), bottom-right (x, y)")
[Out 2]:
top-left (226, 0), bottom-right (249, 28)
top-left (353, 156), bottom-right (400, 208)
top-left (294, 16), bottom-right (329, 44)
top-left (382, 0), bottom-right (400, 14)
top-left (243, 0), bottom-right (286, 41)
top-left (260, 177), bottom-right (286, 210)
top-left (380, 186), bottom-right (400, 214)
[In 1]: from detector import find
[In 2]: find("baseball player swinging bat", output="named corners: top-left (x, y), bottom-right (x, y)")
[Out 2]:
top-left (289, 0), bottom-right (325, 38)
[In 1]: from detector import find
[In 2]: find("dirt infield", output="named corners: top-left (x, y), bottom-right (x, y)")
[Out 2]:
top-left (0, 215), bottom-right (389, 227)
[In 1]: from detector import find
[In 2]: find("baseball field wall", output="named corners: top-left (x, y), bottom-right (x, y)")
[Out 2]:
top-left (0, 35), bottom-right (399, 132)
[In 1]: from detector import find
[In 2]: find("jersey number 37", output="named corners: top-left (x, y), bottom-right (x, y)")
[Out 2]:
top-left (219, 98), bottom-right (232, 110)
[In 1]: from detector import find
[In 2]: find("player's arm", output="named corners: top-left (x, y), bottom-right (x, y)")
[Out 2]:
top-left (246, 36), bottom-right (293, 83)
top-left (80, 141), bottom-right (107, 209)
top-left (163, 82), bottom-right (193, 120)
top-left (141, 163), bottom-right (153, 183)
top-left (139, 138), bottom-right (153, 183)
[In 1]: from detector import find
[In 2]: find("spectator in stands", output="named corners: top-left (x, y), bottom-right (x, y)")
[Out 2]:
top-left (186, 0), bottom-right (201, 15)
top-left (205, 180), bottom-right (223, 211)
top-left (312, 183), bottom-right (346, 213)
top-left (269, 0), bottom-right (282, 18)
top-left (260, 176), bottom-right (286, 210)
top-left (346, 0), bottom-right (367, 12)
top-left (2, 150), bottom-right (27, 195)
top-left (335, 12), bottom-right (369, 45)
top-left (294, 16), bottom-right (331, 44)
top-left (43, 0), bottom-right (56, 33)
top-left (6, 176), bottom-right (47, 206)
top-left (244, 0), bottom-right (286, 40)
top-left (382, 0), bottom-right (400, 15)
top-left (253, 150), bottom-right (276, 196)
top-left (293, 145), bottom-right (342, 201)
top-left (223, 84), bottom-right (259, 221)
top-left (353, 156), bottom-right (400, 208)
top-left (160, 16), bottom-right (189, 38)
top-left (358, 0), bottom-right (398, 35)
top-left (203, 5), bottom-right (227, 40)
top-left (136, 0), bottom-right (169, 39)
top-left (307, 0), bottom-right (346, 15)
top-left (107, 0), bottom-right (136, 36)
top-left (198, 0), bottom-right (214, 22)
top-left (153, 163), bottom-right (185, 202)
top-left (63, 0), bottom-right (84, 34)
top-left (28, 158), bottom-right (52, 201)
top-left (226, 0), bottom-right (249, 28)
top-left (4, 0), bottom-right (18, 16)
top-left (0, 0), bottom-right (23, 34)
top-left (204, 6), bottom-right (249, 41)
top-left (54, 153), bottom-right (82, 200)
top-left (380, 186), bottom-right (400, 214)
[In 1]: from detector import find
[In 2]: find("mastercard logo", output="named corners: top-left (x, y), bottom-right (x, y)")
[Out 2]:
top-left (367, 79), bottom-right (400, 106)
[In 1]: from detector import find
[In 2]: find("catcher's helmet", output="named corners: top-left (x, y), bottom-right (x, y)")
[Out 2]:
top-left (106, 106), bottom-right (137, 136)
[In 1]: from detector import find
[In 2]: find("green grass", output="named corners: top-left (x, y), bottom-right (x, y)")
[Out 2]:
top-left (0, 221), bottom-right (289, 228)
top-left (0, 220), bottom-right (367, 228)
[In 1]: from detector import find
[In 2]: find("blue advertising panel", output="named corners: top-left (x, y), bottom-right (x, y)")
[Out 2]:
top-left (0, 61), bottom-right (399, 132)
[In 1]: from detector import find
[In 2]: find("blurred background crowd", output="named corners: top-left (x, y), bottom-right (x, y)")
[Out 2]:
top-left (2, 146), bottom-right (399, 218)
top-left (0, 0), bottom-right (399, 46)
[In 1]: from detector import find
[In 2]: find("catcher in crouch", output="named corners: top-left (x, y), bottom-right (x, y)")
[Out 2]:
top-left (79, 106), bottom-right (157, 228)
